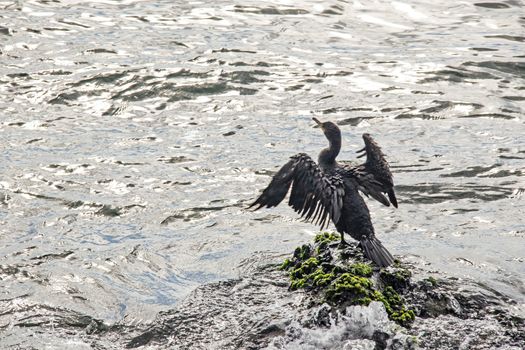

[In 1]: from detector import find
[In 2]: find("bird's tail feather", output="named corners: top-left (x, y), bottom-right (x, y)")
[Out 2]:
top-left (360, 236), bottom-right (394, 268)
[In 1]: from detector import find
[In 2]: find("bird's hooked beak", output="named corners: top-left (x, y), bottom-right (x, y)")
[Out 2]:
top-left (312, 117), bottom-right (323, 128)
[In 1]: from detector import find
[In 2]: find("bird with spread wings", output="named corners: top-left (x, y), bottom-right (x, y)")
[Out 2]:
top-left (250, 118), bottom-right (397, 268)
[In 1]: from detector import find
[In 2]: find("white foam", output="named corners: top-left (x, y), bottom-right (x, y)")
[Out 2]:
top-left (266, 302), bottom-right (397, 350)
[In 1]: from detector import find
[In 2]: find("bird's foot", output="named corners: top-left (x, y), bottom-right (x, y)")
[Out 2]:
top-left (338, 240), bottom-right (350, 249)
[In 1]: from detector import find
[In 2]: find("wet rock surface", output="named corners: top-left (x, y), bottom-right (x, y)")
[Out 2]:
top-left (126, 262), bottom-right (298, 349)
top-left (0, 235), bottom-right (522, 349)
top-left (121, 235), bottom-right (524, 349)
top-left (405, 273), bottom-right (525, 349)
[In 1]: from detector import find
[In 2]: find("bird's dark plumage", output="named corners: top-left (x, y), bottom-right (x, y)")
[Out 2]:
top-left (250, 118), bottom-right (397, 267)
top-left (344, 133), bottom-right (398, 208)
top-left (250, 153), bottom-right (345, 228)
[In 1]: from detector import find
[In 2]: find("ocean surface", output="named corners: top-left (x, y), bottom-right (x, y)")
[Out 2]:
top-left (0, 0), bottom-right (524, 347)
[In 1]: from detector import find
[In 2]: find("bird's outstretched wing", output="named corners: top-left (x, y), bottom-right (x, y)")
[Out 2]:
top-left (344, 133), bottom-right (398, 208)
top-left (249, 153), bottom-right (345, 229)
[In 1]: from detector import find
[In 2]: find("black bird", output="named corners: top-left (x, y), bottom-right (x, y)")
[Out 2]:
top-left (249, 118), bottom-right (397, 267)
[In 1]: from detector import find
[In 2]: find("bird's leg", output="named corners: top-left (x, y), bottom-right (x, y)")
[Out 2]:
top-left (338, 232), bottom-right (350, 248)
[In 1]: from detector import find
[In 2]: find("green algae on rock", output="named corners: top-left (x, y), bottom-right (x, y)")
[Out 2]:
top-left (379, 266), bottom-right (412, 291)
top-left (313, 231), bottom-right (340, 245)
top-left (348, 262), bottom-right (373, 277)
top-left (325, 272), bottom-right (373, 304)
top-left (282, 231), bottom-right (415, 326)
top-left (125, 241), bottom-right (524, 350)
top-left (372, 287), bottom-right (416, 327)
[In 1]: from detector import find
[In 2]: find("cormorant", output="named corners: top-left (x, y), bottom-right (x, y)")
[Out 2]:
top-left (250, 118), bottom-right (397, 267)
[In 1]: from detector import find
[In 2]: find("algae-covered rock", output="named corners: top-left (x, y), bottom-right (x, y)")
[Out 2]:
top-left (282, 232), bottom-right (416, 327)
top-left (313, 231), bottom-right (340, 245)
top-left (275, 231), bottom-right (524, 347)
top-left (379, 266), bottom-right (412, 292)
top-left (325, 272), bottom-right (374, 305)
top-left (120, 231), bottom-right (524, 350)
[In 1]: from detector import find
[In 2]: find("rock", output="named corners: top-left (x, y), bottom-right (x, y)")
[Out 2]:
top-left (266, 302), bottom-right (417, 350)
top-left (118, 231), bottom-right (524, 349)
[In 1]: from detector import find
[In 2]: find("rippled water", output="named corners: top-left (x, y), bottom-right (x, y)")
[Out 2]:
top-left (1, 0), bottom-right (524, 347)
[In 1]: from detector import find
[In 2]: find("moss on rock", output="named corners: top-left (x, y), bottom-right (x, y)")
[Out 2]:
top-left (280, 258), bottom-right (292, 270)
top-left (314, 232), bottom-right (340, 244)
top-left (293, 244), bottom-right (312, 261)
top-left (325, 272), bottom-right (374, 304)
top-left (288, 256), bottom-right (340, 291)
top-left (348, 262), bottom-right (373, 277)
top-left (379, 266), bottom-right (412, 291)
top-left (281, 231), bottom-right (416, 327)
top-left (311, 268), bottom-right (335, 287)
top-left (372, 287), bottom-right (416, 327)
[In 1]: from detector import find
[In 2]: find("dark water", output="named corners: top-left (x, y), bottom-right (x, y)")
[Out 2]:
top-left (1, 0), bottom-right (524, 347)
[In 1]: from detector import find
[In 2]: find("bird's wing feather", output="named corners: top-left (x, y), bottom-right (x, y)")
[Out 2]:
top-left (344, 133), bottom-right (398, 208)
top-left (249, 158), bottom-right (296, 210)
top-left (250, 153), bottom-right (345, 228)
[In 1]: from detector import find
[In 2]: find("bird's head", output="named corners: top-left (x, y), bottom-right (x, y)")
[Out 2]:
top-left (313, 117), bottom-right (341, 141)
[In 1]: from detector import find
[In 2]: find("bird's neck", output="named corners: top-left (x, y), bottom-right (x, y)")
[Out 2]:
top-left (319, 138), bottom-right (341, 167)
